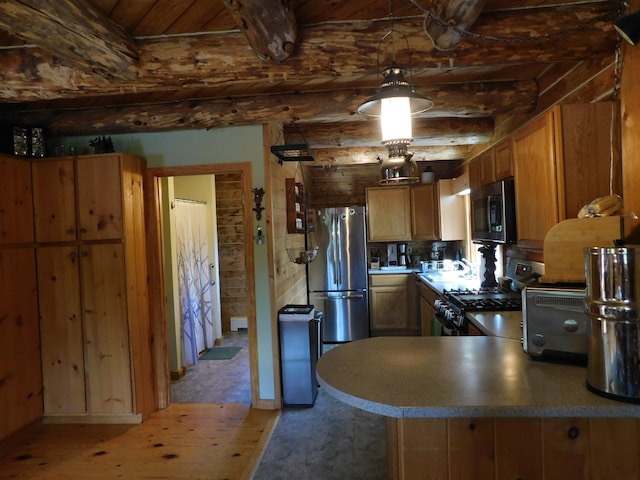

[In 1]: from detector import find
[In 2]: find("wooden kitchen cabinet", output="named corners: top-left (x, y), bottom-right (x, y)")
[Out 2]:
top-left (33, 153), bottom-right (155, 424)
top-left (0, 154), bottom-right (41, 441)
top-left (367, 182), bottom-right (465, 242)
top-left (33, 155), bottom-right (123, 242)
top-left (419, 281), bottom-right (438, 336)
top-left (391, 416), bottom-right (640, 479)
top-left (37, 246), bottom-right (85, 415)
top-left (0, 247), bottom-right (41, 440)
top-left (469, 140), bottom-right (513, 192)
top-left (32, 158), bottom-right (76, 242)
top-left (369, 274), bottom-right (418, 336)
top-left (0, 154), bottom-right (34, 244)
top-left (512, 103), bottom-right (619, 250)
top-left (493, 139), bottom-right (513, 181)
top-left (410, 184), bottom-right (439, 240)
top-left (366, 186), bottom-right (412, 241)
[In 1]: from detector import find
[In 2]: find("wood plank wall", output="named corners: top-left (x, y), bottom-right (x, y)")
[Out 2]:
top-left (215, 173), bottom-right (248, 332)
top-left (267, 124), bottom-right (307, 307)
top-left (304, 161), bottom-right (463, 208)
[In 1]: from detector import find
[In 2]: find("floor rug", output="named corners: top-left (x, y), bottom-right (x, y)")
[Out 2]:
top-left (199, 346), bottom-right (242, 360)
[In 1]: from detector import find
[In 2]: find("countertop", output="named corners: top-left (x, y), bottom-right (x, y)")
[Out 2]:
top-left (414, 272), bottom-right (521, 339)
top-left (370, 269), bottom-right (523, 339)
top-left (316, 336), bottom-right (640, 419)
top-left (368, 267), bottom-right (420, 274)
top-left (466, 311), bottom-right (522, 340)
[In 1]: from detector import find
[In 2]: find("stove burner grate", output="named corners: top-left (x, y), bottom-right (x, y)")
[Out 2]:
top-left (443, 288), bottom-right (522, 314)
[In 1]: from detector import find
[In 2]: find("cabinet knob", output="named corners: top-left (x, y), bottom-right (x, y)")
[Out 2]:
top-left (567, 426), bottom-right (580, 440)
top-left (80, 228), bottom-right (87, 234)
top-left (67, 229), bottom-right (75, 235)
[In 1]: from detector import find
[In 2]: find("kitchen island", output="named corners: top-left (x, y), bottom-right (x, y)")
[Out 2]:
top-left (317, 336), bottom-right (640, 479)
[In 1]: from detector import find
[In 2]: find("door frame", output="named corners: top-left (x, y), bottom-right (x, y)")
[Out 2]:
top-left (144, 162), bottom-right (258, 408)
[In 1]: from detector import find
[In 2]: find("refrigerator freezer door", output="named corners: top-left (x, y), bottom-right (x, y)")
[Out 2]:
top-left (309, 290), bottom-right (369, 342)
top-left (307, 206), bottom-right (367, 292)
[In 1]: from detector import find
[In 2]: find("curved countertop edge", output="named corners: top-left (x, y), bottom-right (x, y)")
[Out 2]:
top-left (318, 375), bottom-right (640, 419)
top-left (316, 337), bottom-right (640, 419)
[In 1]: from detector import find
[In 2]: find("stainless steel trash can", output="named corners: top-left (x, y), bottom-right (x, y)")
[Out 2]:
top-left (278, 305), bottom-right (319, 407)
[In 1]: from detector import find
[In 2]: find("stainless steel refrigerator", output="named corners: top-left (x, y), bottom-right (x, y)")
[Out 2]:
top-left (307, 206), bottom-right (369, 343)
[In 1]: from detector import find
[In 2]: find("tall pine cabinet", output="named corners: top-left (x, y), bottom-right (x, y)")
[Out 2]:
top-left (32, 153), bottom-right (155, 424)
top-left (0, 154), bottom-right (42, 439)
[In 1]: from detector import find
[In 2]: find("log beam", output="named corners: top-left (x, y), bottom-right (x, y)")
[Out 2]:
top-left (310, 146), bottom-right (471, 165)
top-left (5, 82), bottom-right (534, 135)
top-left (287, 117), bottom-right (494, 147)
top-left (0, 0), bottom-right (138, 82)
top-left (0, 4), bottom-right (615, 102)
top-left (221, 0), bottom-right (297, 62)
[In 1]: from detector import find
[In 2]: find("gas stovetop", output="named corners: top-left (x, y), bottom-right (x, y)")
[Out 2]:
top-left (443, 288), bottom-right (522, 313)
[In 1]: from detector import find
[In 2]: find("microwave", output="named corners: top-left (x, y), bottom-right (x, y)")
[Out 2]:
top-left (471, 178), bottom-right (516, 244)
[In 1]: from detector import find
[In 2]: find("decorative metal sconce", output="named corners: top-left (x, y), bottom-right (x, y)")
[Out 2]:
top-left (252, 187), bottom-right (265, 220)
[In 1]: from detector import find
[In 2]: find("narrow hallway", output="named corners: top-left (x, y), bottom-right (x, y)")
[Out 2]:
top-left (170, 331), bottom-right (251, 404)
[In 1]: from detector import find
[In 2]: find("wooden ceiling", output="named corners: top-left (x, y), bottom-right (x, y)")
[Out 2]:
top-left (0, 0), bottom-right (623, 168)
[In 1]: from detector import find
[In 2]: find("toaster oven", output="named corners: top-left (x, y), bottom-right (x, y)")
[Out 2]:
top-left (522, 286), bottom-right (588, 363)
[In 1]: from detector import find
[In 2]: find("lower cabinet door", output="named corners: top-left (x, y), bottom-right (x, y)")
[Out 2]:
top-left (37, 246), bottom-right (86, 415)
top-left (81, 243), bottom-right (133, 415)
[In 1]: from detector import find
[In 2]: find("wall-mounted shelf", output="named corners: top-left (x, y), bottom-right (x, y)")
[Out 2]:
top-left (286, 178), bottom-right (305, 234)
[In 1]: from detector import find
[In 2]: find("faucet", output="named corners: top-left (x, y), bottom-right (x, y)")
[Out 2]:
top-left (460, 258), bottom-right (479, 279)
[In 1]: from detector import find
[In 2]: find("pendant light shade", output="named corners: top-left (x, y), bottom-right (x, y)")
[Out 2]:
top-left (381, 96), bottom-right (412, 144)
top-left (358, 64), bottom-right (433, 118)
top-left (615, 11), bottom-right (640, 46)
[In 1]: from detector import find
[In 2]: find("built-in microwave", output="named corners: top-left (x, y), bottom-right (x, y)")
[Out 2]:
top-left (471, 178), bottom-right (516, 244)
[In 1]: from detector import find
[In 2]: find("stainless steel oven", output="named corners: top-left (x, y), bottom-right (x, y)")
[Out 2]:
top-left (435, 258), bottom-right (544, 336)
top-left (436, 287), bottom-right (522, 336)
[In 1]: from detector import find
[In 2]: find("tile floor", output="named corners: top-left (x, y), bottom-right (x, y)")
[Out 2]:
top-left (171, 332), bottom-right (387, 480)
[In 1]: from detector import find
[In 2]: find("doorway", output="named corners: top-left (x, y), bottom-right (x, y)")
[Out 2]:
top-left (144, 162), bottom-right (258, 409)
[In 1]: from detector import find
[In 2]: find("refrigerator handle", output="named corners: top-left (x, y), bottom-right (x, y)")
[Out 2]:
top-left (313, 294), bottom-right (365, 300)
top-left (332, 213), bottom-right (340, 286)
top-left (335, 213), bottom-right (342, 285)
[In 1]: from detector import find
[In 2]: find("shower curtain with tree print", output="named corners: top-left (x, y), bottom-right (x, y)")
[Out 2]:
top-left (175, 200), bottom-right (214, 366)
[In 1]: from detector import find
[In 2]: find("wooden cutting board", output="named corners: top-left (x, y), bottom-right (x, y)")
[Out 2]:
top-left (541, 216), bottom-right (623, 284)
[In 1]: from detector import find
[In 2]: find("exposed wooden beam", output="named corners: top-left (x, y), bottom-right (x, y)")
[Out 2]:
top-left (6, 81), bottom-right (534, 135)
top-left (0, 4), bottom-right (615, 102)
top-left (425, 0), bottom-right (487, 50)
top-left (221, 0), bottom-right (297, 62)
top-left (286, 118), bottom-right (495, 147)
top-left (0, 0), bottom-right (138, 82)
top-left (310, 146), bottom-right (471, 165)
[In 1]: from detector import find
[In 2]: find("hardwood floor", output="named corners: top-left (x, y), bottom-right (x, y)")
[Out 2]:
top-left (0, 403), bottom-right (278, 479)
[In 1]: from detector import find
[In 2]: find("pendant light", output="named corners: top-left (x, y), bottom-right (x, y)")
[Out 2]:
top-left (358, 1), bottom-right (433, 184)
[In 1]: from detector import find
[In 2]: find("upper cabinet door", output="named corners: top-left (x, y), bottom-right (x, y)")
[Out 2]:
top-left (32, 158), bottom-right (77, 243)
top-left (366, 186), bottom-right (412, 241)
top-left (512, 111), bottom-right (561, 250)
top-left (0, 154), bottom-right (34, 245)
top-left (411, 184), bottom-right (439, 240)
top-left (493, 139), bottom-right (514, 181)
top-left (76, 155), bottom-right (123, 241)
